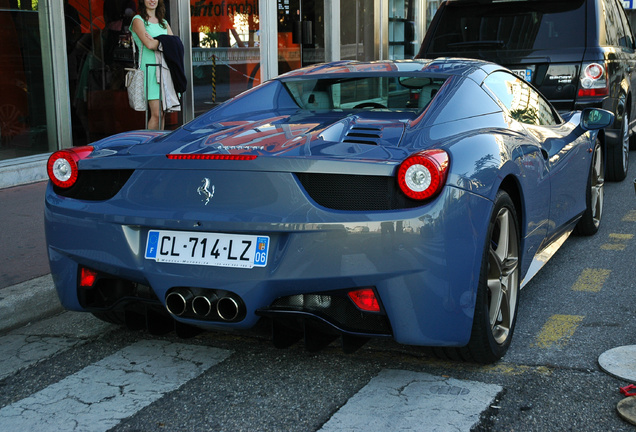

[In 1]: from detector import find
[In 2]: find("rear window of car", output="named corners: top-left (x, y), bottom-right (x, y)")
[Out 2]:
top-left (282, 76), bottom-right (447, 112)
top-left (428, 0), bottom-right (586, 54)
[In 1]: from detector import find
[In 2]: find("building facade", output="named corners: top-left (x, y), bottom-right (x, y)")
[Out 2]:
top-left (4, 0), bottom-right (635, 189)
top-left (0, 0), bottom-right (432, 188)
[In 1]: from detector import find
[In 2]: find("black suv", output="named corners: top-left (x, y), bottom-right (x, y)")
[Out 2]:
top-left (417, 0), bottom-right (635, 181)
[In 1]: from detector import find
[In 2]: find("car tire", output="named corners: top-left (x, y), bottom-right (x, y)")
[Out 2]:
top-left (463, 190), bottom-right (520, 364)
top-left (606, 110), bottom-right (629, 182)
top-left (574, 138), bottom-right (604, 236)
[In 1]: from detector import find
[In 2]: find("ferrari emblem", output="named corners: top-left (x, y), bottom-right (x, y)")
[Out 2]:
top-left (197, 178), bottom-right (215, 205)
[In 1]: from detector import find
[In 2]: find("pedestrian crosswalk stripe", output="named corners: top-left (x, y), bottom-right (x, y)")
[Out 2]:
top-left (0, 334), bottom-right (79, 381)
top-left (571, 268), bottom-right (611, 292)
top-left (0, 340), bottom-right (231, 432)
top-left (318, 369), bottom-right (502, 432)
top-left (533, 314), bottom-right (584, 349)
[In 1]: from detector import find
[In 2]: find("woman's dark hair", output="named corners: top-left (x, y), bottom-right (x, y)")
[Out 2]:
top-left (138, 0), bottom-right (167, 29)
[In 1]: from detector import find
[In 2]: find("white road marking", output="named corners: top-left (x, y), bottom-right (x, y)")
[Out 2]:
top-left (0, 313), bottom-right (113, 381)
top-left (0, 340), bottom-right (231, 432)
top-left (319, 369), bottom-right (502, 432)
top-left (0, 334), bottom-right (78, 381)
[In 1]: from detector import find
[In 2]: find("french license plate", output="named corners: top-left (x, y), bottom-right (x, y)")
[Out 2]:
top-left (145, 230), bottom-right (269, 268)
top-left (512, 68), bottom-right (532, 82)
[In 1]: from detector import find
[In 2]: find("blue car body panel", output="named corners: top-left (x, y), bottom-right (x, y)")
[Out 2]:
top-left (44, 58), bottom-right (600, 349)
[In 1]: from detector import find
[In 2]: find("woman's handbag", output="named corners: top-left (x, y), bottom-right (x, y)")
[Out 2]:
top-left (125, 42), bottom-right (145, 111)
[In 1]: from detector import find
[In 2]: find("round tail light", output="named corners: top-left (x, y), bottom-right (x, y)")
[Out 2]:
top-left (47, 146), bottom-right (94, 188)
top-left (397, 149), bottom-right (449, 200)
top-left (584, 63), bottom-right (604, 81)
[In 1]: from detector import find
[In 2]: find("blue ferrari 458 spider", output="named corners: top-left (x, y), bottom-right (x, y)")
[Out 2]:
top-left (45, 58), bottom-right (612, 363)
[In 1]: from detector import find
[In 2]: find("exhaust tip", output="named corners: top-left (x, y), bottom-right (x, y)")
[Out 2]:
top-left (165, 289), bottom-right (192, 316)
top-left (192, 294), bottom-right (218, 317)
top-left (216, 296), bottom-right (240, 321)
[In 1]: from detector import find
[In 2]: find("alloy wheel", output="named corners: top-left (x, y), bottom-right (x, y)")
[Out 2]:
top-left (621, 111), bottom-right (630, 174)
top-left (590, 143), bottom-right (605, 229)
top-left (487, 207), bottom-right (519, 345)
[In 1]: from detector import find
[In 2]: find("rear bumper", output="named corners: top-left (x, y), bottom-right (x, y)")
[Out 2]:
top-left (45, 181), bottom-right (493, 347)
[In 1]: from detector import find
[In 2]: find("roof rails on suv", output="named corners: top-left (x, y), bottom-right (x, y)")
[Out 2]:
top-left (416, 0), bottom-right (635, 181)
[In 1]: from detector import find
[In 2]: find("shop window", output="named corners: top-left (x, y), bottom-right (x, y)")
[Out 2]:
top-left (341, 0), bottom-right (375, 61)
top-left (0, 1), bottom-right (48, 160)
top-left (389, 0), bottom-right (416, 59)
top-left (191, 0), bottom-right (260, 116)
top-left (65, 0), bottom-right (179, 147)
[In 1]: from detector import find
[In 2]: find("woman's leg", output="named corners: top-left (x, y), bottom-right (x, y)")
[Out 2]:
top-left (147, 99), bottom-right (162, 130)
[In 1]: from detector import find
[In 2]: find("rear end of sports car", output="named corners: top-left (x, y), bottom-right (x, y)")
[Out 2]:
top-left (45, 63), bottom-right (504, 355)
top-left (44, 139), bottom-right (493, 353)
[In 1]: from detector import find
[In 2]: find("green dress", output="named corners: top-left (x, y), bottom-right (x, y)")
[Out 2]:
top-left (129, 15), bottom-right (168, 101)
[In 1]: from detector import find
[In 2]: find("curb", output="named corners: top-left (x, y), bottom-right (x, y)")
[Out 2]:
top-left (0, 274), bottom-right (63, 334)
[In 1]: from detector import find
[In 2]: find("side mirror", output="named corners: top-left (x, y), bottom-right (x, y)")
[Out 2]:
top-left (580, 108), bottom-right (614, 130)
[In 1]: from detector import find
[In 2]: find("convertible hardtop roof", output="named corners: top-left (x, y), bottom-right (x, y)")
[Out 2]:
top-left (276, 58), bottom-right (502, 80)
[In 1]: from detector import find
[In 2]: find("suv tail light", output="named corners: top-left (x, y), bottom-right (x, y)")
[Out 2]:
top-left (47, 146), bottom-right (94, 188)
top-left (578, 62), bottom-right (609, 97)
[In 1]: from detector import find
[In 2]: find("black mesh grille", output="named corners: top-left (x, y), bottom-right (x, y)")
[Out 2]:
top-left (269, 293), bottom-right (391, 335)
top-left (295, 173), bottom-right (421, 211)
top-left (53, 169), bottom-right (134, 201)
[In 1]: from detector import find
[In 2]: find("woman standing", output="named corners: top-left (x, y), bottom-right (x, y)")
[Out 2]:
top-left (129, 0), bottom-right (173, 130)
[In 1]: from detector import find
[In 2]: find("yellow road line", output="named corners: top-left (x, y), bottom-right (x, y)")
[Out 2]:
top-left (571, 268), bottom-right (611, 292)
top-left (623, 210), bottom-right (636, 222)
top-left (533, 314), bottom-right (584, 349)
top-left (600, 233), bottom-right (634, 250)
top-left (608, 233), bottom-right (634, 240)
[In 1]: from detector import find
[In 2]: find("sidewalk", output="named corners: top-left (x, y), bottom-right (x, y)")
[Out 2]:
top-left (0, 181), bottom-right (62, 332)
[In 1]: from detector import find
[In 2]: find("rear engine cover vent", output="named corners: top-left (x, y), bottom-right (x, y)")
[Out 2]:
top-left (343, 126), bottom-right (383, 145)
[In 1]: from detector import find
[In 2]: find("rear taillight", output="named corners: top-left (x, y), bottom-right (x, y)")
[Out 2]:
top-left (397, 149), bottom-right (449, 200)
top-left (79, 267), bottom-right (98, 287)
top-left (578, 62), bottom-right (609, 97)
top-left (47, 146), bottom-right (94, 188)
top-left (348, 288), bottom-right (381, 312)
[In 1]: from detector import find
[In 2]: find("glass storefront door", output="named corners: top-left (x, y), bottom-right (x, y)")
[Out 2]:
top-left (277, 0), bottom-right (324, 74)
top-left (190, 0), bottom-right (260, 116)
top-left (340, 0), bottom-right (375, 61)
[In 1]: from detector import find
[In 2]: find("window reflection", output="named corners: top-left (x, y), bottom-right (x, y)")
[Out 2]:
top-left (65, 0), bottom-right (178, 147)
top-left (484, 71), bottom-right (558, 126)
top-left (0, 1), bottom-right (48, 160)
top-left (340, 0), bottom-right (374, 61)
top-left (191, 0), bottom-right (260, 116)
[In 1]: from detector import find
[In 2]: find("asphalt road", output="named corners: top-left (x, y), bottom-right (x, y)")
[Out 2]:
top-left (0, 152), bottom-right (635, 430)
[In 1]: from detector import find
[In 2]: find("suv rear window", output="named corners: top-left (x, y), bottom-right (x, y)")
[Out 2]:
top-left (428, 0), bottom-right (586, 54)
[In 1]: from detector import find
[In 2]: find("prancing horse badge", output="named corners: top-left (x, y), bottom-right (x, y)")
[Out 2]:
top-left (197, 178), bottom-right (215, 205)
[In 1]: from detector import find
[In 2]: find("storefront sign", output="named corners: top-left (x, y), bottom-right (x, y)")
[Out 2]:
top-left (191, 0), bottom-right (259, 32)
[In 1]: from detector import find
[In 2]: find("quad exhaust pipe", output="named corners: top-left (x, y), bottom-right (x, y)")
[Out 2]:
top-left (165, 288), bottom-right (243, 322)
top-left (192, 293), bottom-right (218, 317)
top-left (165, 289), bottom-right (193, 316)
top-left (216, 296), bottom-right (240, 321)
